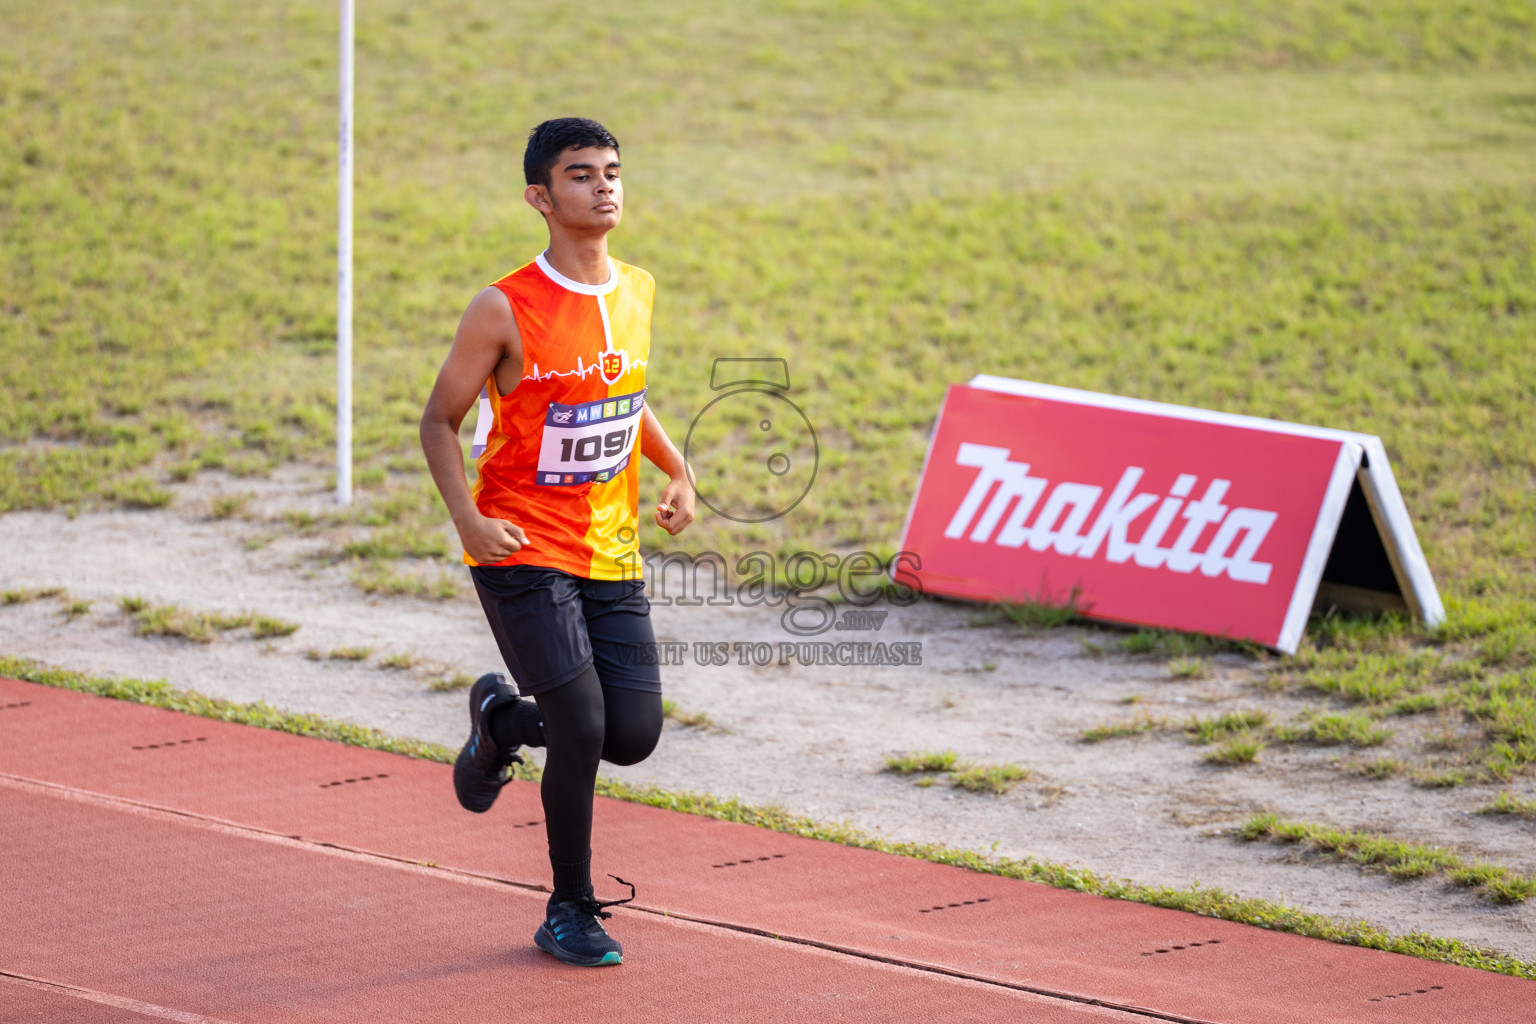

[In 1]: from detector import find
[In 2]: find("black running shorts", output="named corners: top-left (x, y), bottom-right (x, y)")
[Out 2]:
top-left (469, 565), bottom-right (662, 697)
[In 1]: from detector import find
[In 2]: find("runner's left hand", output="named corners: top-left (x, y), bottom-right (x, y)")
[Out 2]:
top-left (654, 474), bottom-right (695, 536)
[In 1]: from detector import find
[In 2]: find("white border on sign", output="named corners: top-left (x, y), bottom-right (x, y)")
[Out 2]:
top-left (965, 375), bottom-right (1444, 633)
top-left (1354, 435), bottom-right (1443, 625)
top-left (1279, 441), bottom-right (1362, 653)
top-left (970, 374), bottom-right (1379, 444)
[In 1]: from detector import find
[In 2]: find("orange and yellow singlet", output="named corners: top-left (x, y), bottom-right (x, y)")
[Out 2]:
top-left (467, 253), bottom-right (652, 580)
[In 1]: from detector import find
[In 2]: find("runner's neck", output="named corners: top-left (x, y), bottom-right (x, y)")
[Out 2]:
top-left (542, 238), bottom-right (612, 288)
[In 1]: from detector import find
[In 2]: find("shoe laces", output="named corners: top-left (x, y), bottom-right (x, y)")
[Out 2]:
top-left (486, 746), bottom-right (523, 786)
top-left (472, 701), bottom-right (525, 784)
top-left (570, 875), bottom-right (637, 923)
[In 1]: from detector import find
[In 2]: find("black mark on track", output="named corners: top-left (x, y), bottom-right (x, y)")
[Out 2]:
top-left (1140, 939), bottom-right (1221, 956)
top-left (1369, 985), bottom-right (1444, 1002)
top-left (1, 701), bottom-right (32, 711)
top-left (132, 737), bottom-right (208, 750)
top-left (920, 897), bottom-right (993, 913)
top-left (713, 854), bottom-right (787, 868)
top-left (320, 773), bottom-right (389, 788)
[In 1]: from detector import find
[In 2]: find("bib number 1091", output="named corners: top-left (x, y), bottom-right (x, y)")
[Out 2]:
top-left (559, 426), bottom-right (635, 464)
top-left (536, 387), bottom-right (646, 486)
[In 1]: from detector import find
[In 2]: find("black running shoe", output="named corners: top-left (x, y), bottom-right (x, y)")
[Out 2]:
top-left (453, 672), bottom-right (523, 813)
top-left (533, 878), bottom-right (636, 967)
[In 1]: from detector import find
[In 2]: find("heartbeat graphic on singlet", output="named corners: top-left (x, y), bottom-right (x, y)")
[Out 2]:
top-left (522, 357), bottom-right (650, 383)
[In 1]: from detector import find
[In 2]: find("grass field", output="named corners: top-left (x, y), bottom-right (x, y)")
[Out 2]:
top-left (3, 2), bottom-right (1534, 791)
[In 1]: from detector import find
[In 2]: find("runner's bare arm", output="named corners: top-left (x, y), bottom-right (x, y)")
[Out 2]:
top-left (419, 287), bottom-right (531, 561)
top-left (641, 405), bottom-right (695, 536)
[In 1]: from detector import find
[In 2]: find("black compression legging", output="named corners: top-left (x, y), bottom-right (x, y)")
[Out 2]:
top-left (534, 664), bottom-right (663, 865)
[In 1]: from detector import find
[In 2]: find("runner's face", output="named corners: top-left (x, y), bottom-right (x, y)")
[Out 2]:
top-left (542, 146), bottom-right (622, 231)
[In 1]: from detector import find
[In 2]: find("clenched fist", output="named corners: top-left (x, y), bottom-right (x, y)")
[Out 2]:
top-left (456, 512), bottom-right (529, 564)
top-left (654, 473), bottom-right (696, 536)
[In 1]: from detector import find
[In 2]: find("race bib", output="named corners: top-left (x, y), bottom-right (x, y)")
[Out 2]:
top-left (535, 388), bottom-right (646, 486)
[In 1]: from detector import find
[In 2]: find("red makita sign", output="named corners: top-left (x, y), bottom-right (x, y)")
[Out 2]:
top-left (898, 377), bottom-right (1442, 653)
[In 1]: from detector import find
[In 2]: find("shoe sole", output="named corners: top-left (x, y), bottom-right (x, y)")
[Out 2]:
top-left (451, 742), bottom-right (497, 814)
top-left (534, 924), bottom-right (623, 966)
top-left (453, 675), bottom-right (514, 814)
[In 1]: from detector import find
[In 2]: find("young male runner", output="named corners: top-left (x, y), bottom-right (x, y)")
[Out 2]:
top-left (419, 117), bottom-right (694, 967)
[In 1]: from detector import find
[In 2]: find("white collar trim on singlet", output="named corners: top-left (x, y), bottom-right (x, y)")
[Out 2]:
top-left (535, 251), bottom-right (618, 296)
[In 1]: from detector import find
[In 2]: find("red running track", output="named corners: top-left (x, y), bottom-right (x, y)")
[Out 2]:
top-left (0, 676), bottom-right (1530, 1023)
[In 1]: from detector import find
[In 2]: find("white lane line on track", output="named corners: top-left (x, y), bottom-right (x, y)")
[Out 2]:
top-left (0, 970), bottom-right (240, 1024)
top-left (0, 770), bottom-right (1221, 1024)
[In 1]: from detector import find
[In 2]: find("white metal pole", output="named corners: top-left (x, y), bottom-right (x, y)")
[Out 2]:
top-left (336, 0), bottom-right (354, 506)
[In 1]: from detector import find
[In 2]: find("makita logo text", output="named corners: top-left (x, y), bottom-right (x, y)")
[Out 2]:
top-left (944, 444), bottom-right (1278, 585)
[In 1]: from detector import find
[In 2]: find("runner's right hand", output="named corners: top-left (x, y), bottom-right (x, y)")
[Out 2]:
top-left (456, 513), bottom-right (529, 563)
